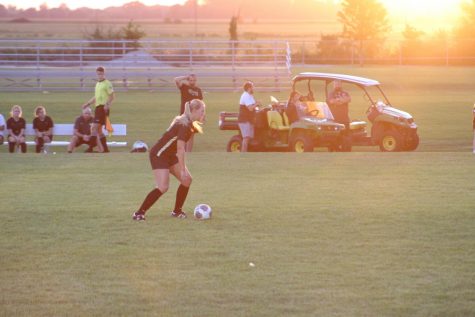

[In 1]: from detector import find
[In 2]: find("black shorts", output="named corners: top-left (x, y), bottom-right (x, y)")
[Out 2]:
top-left (75, 136), bottom-right (94, 147)
top-left (94, 105), bottom-right (109, 125)
top-left (36, 135), bottom-right (53, 142)
top-left (149, 153), bottom-right (179, 170)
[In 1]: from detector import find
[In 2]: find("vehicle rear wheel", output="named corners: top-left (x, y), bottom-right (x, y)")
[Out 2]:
top-left (404, 133), bottom-right (419, 151)
top-left (290, 134), bottom-right (313, 153)
top-left (227, 135), bottom-right (242, 152)
top-left (379, 129), bottom-right (403, 152)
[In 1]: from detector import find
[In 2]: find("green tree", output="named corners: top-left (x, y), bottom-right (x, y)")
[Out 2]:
top-left (401, 24), bottom-right (424, 62)
top-left (453, 0), bottom-right (475, 62)
top-left (121, 20), bottom-right (146, 49)
top-left (229, 15), bottom-right (238, 42)
top-left (337, 0), bottom-right (390, 65)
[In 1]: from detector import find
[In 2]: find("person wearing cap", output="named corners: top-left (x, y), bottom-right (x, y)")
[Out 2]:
top-left (238, 81), bottom-right (260, 152)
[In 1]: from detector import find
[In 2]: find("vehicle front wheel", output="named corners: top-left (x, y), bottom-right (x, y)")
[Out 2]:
top-left (379, 129), bottom-right (403, 152)
top-left (404, 133), bottom-right (419, 151)
top-left (290, 134), bottom-right (313, 153)
top-left (227, 135), bottom-right (242, 152)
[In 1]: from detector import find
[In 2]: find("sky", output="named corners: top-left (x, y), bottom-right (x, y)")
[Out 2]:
top-left (1, 0), bottom-right (464, 25)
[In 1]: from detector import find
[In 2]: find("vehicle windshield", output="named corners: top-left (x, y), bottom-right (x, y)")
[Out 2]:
top-left (363, 85), bottom-right (391, 106)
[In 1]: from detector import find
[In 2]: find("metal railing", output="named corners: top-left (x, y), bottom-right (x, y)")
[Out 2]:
top-left (0, 39), bottom-right (292, 92)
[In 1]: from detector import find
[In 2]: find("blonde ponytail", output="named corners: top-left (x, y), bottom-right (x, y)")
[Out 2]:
top-left (170, 99), bottom-right (205, 129)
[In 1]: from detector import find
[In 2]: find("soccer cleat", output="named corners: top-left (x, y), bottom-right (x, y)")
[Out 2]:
top-left (170, 210), bottom-right (187, 219)
top-left (132, 211), bottom-right (146, 221)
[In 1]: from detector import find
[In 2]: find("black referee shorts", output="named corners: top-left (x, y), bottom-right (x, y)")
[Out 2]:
top-left (94, 105), bottom-right (109, 125)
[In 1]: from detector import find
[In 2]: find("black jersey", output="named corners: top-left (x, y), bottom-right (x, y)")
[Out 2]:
top-left (33, 116), bottom-right (54, 133)
top-left (179, 84), bottom-right (203, 115)
top-left (74, 115), bottom-right (93, 136)
top-left (7, 117), bottom-right (26, 136)
top-left (151, 121), bottom-right (195, 157)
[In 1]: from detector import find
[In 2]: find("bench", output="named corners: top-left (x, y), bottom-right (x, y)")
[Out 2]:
top-left (3, 123), bottom-right (127, 149)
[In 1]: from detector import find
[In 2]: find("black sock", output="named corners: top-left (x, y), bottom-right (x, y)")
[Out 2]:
top-left (174, 184), bottom-right (190, 212)
top-left (20, 143), bottom-right (27, 153)
top-left (100, 137), bottom-right (109, 152)
top-left (36, 137), bottom-right (44, 153)
top-left (8, 142), bottom-right (15, 153)
top-left (138, 188), bottom-right (163, 214)
top-left (87, 136), bottom-right (97, 151)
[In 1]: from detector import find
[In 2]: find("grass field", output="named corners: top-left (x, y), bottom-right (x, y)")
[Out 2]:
top-left (1, 66), bottom-right (475, 316)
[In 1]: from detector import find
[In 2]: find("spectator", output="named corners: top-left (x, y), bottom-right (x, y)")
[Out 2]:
top-left (327, 80), bottom-right (351, 126)
top-left (327, 80), bottom-right (352, 151)
top-left (238, 81), bottom-right (260, 152)
top-left (6, 105), bottom-right (26, 153)
top-left (0, 111), bottom-right (5, 145)
top-left (68, 107), bottom-right (94, 153)
top-left (33, 106), bottom-right (54, 153)
top-left (174, 74), bottom-right (203, 152)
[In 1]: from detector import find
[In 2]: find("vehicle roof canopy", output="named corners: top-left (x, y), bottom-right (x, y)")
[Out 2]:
top-left (293, 72), bottom-right (380, 87)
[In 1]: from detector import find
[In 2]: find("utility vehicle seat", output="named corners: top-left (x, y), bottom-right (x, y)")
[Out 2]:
top-left (267, 111), bottom-right (290, 131)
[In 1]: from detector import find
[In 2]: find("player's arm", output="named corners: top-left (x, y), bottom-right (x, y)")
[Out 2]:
top-left (326, 92), bottom-right (339, 105)
top-left (174, 75), bottom-right (188, 89)
top-left (82, 97), bottom-right (95, 109)
top-left (176, 140), bottom-right (189, 181)
top-left (340, 91), bottom-right (351, 104)
top-left (105, 92), bottom-right (115, 111)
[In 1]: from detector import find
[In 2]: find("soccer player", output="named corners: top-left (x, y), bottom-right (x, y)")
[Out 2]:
top-left (32, 106), bottom-right (54, 153)
top-left (0, 112), bottom-right (5, 145)
top-left (67, 107), bottom-right (94, 153)
top-left (174, 73), bottom-right (203, 152)
top-left (82, 66), bottom-right (115, 153)
top-left (6, 105), bottom-right (27, 153)
top-left (132, 99), bottom-right (206, 221)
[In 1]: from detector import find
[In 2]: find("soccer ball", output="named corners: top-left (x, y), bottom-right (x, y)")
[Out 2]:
top-left (194, 204), bottom-right (212, 220)
top-left (131, 140), bottom-right (148, 153)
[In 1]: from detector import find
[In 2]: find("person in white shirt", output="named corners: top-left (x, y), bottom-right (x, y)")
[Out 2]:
top-left (0, 112), bottom-right (5, 145)
top-left (238, 82), bottom-right (260, 152)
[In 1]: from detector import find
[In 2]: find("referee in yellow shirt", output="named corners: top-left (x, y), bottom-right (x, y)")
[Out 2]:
top-left (82, 66), bottom-right (115, 153)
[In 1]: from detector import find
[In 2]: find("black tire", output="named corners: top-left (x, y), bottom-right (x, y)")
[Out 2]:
top-left (290, 134), bottom-right (313, 153)
top-left (226, 135), bottom-right (242, 152)
top-left (404, 133), bottom-right (419, 151)
top-left (379, 129), bottom-right (404, 152)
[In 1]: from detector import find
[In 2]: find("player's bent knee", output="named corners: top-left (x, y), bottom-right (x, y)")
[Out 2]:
top-left (182, 176), bottom-right (192, 187)
top-left (156, 185), bottom-right (169, 193)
